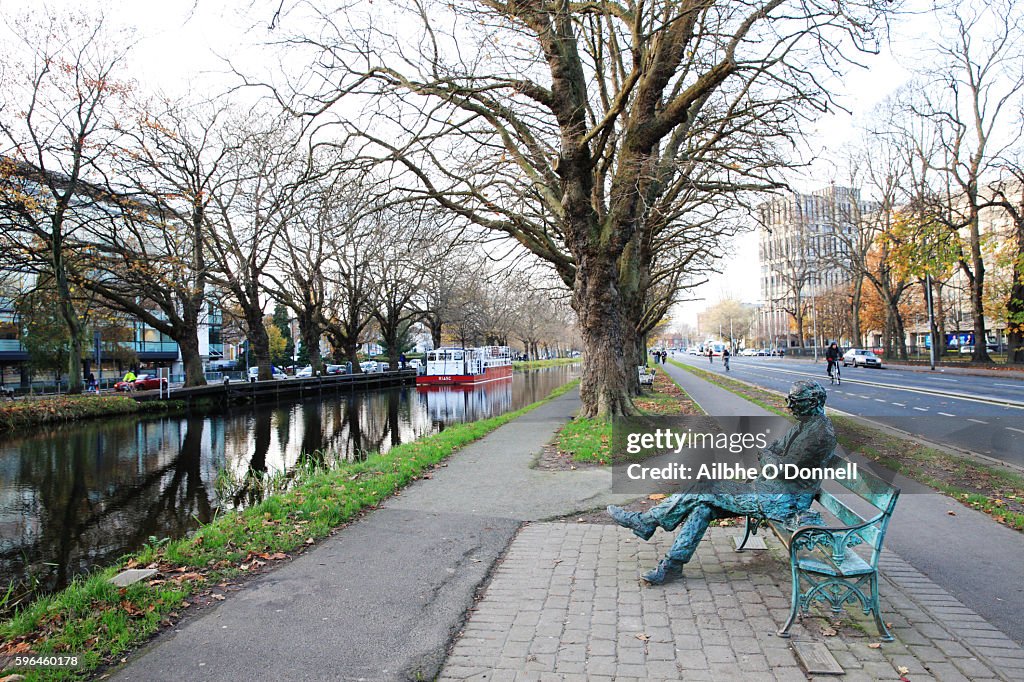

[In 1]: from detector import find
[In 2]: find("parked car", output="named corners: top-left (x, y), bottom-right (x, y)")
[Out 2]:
top-left (740, 348), bottom-right (757, 356)
top-left (757, 348), bottom-right (770, 356)
top-left (325, 364), bottom-right (347, 375)
top-left (360, 360), bottom-right (379, 373)
top-left (247, 366), bottom-right (288, 380)
top-left (407, 358), bottom-right (421, 370)
top-left (770, 348), bottom-right (786, 357)
top-left (843, 348), bottom-right (883, 368)
top-left (296, 365), bottom-right (314, 378)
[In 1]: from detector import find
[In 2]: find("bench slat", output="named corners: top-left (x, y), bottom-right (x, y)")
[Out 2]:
top-left (832, 464), bottom-right (899, 512)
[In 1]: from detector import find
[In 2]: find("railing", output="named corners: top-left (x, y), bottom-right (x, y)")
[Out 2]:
top-left (0, 339), bottom-right (25, 352)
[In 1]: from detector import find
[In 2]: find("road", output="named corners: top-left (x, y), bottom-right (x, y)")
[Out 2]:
top-left (672, 353), bottom-right (1024, 468)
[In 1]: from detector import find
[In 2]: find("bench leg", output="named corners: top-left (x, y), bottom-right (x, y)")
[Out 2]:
top-left (735, 516), bottom-right (759, 552)
top-left (778, 563), bottom-right (802, 638)
top-left (870, 574), bottom-right (895, 642)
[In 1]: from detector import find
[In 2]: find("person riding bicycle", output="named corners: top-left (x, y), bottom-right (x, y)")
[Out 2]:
top-left (825, 342), bottom-right (841, 378)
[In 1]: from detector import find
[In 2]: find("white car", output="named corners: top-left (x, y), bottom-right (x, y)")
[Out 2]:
top-left (296, 365), bottom-right (313, 378)
top-left (740, 348), bottom-right (757, 357)
top-left (407, 358), bottom-right (421, 370)
top-left (842, 349), bottom-right (883, 368)
top-left (360, 360), bottom-right (379, 373)
top-left (248, 365), bottom-right (288, 380)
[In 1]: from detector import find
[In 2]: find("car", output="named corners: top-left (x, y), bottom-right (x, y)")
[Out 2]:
top-left (115, 373), bottom-right (168, 391)
top-left (296, 365), bottom-right (314, 378)
top-left (359, 360), bottom-right (379, 373)
top-left (842, 348), bottom-right (883, 368)
top-left (770, 348), bottom-right (786, 357)
top-left (757, 348), bottom-right (770, 356)
top-left (248, 365), bottom-right (288, 380)
top-left (740, 348), bottom-right (757, 356)
top-left (407, 358), bottom-right (421, 370)
top-left (325, 364), bottom-right (347, 375)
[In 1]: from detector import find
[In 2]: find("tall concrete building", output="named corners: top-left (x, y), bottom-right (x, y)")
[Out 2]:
top-left (757, 184), bottom-right (877, 349)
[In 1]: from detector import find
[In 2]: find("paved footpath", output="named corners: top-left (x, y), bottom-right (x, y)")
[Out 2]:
top-left (112, 389), bottom-right (632, 682)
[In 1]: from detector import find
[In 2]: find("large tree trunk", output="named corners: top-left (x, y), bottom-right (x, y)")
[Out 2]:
top-left (178, 331), bottom-right (207, 387)
top-left (966, 214), bottom-right (993, 363)
top-left (298, 312), bottom-right (323, 374)
top-left (573, 258), bottom-right (638, 418)
top-left (850, 281), bottom-right (863, 347)
top-left (245, 311), bottom-right (272, 380)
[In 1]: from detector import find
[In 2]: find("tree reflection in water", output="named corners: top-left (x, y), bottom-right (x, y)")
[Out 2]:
top-left (0, 365), bottom-right (578, 596)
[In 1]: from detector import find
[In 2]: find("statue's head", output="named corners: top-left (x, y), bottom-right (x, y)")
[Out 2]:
top-left (786, 380), bottom-right (827, 417)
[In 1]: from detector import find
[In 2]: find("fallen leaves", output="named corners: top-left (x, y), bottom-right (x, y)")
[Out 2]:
top-left (867, 642), bottom-right (882, 649)
top-left (634, 633), bottom-right (650, 641)
top-left (648, 493), bottom-right (667, 501)
top-left (821, 627), bottom-right (838, 637)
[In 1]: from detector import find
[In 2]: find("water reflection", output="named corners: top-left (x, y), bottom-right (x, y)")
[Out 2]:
top-left (0, 366), bottom-right (577, 595)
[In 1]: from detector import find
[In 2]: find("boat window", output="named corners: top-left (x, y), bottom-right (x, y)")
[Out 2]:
top-left (453, 351), bottom-right (463, 360)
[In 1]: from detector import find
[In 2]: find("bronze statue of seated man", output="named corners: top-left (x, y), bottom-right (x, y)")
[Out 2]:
top-left (608, 380), bottom-right (837, 584)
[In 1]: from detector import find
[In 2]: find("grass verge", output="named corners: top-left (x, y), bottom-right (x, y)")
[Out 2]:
top-left (669, 358), bottom-right (1024, 532)
top-left (512, 358), bottom-right (581, 370)
top-left (555, 368), bottom-right (701, 465)
top-left (0, 396), bottom-right (187, 432)
top-left (0, 380), bottom-right (580, 680)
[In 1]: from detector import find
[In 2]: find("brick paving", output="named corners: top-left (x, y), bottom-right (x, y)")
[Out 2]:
top-left (440, 523), bottom-right (1024, 681)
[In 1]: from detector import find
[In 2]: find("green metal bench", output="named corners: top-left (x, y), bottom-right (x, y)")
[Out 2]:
top-left (736, 460), bottom-right (900, 641)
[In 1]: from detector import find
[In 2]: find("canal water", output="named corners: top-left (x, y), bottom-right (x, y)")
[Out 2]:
top-left (0, 366), bottom-right (579, 596)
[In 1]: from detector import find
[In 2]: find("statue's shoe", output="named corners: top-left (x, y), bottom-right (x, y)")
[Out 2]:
top-left (606, 505), bottom-right (657, 540)
top-left (642, 558), bottom-right (684, 585)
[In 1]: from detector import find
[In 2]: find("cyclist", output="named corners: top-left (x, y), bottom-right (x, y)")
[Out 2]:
top-left (825, 342), bottom-right (841, 384)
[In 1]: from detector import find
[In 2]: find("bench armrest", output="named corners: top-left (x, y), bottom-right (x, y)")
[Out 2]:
top-left (788, 512), bottom-right (885, 566)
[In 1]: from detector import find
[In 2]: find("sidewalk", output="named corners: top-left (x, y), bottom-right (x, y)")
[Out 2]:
top-left (111, 388), bottom-right (633, 682)
top-left (439, 523), bottom-right (1023, 681)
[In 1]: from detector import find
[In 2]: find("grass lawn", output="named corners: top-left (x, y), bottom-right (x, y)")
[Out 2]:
top-left (555, 368), bottom-right (701, 465)
top-left (0, 380), bottom-right (580, 681)
top-left (512, 358), bottom-right (581, 370)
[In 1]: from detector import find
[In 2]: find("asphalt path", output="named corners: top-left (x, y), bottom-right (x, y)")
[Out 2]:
top-left (663, 360), bottom-right (1024, 646)
top-left (671, 353), bottom-right (1024, 468)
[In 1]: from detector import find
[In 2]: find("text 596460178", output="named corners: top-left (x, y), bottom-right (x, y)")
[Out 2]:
top-left (1, 653), bottom-right (83, 670)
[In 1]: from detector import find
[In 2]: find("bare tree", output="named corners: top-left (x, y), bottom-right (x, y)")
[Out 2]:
top-left (73, 99), bottom-right (234, 386)
top-left (204, 114), bottom-right (309, 380)
top-left (0, 11), bottom-right (131, 392)
top-left (267, 0), bottom-right (895, 416)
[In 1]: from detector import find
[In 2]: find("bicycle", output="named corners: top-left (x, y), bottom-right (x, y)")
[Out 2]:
top-left (827, 359), bottom-right (840, 385)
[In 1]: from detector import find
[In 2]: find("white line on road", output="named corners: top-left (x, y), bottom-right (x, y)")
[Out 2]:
top-left (1008, 427), bottom-right (1024, 435)
top-left (938, 412), bottom-right (955, 417)
top-left (874, 399), bottom-right (887, 403)
top-left (931, 378), bottom-right (959, 382)
top-left (913, 407), bottom-right (929, 411)
top-left (859, 394), bottom-right (872, 399)
top-left (994, 383), bottom-right (1022, 388)
top-left (892, 402), bottom-right (906, 407)
top-left (967, 418), bottom-right (989, 425)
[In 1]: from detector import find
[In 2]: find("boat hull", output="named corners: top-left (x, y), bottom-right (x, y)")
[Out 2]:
top-left (415, 364), bottom-right (513, 385)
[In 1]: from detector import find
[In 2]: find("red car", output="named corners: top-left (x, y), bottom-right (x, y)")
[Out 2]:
top-left (114, 374), bottom-right (168, 392)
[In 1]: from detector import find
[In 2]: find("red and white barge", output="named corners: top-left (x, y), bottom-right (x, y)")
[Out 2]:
top-left (415, 346), bottom-right (513, 385)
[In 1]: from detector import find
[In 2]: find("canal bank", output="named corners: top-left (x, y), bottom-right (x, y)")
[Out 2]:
top-left (105, 387), bottom-right (633, 682)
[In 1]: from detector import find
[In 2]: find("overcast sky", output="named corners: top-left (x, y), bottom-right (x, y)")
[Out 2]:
top-left (1, 0), bottom-right (945, 327)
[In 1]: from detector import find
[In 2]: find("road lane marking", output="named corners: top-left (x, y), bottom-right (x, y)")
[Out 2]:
top-left (938, 412), bottom-right (955, 417)
top-left (913, 407), bottom-right (929, 411)
top-left (892, 402), bottom-right (906, 407)
top-left (931, 378), bottom-right (958, 382)
top-left (967, 418), bottom-right (989, 425)
top-left (1008, 427), bottom-right (1024, 435)
top-left (859, 394), bottom-right (871, 399)
top-left (728, 363), bottom-right (1024, 409)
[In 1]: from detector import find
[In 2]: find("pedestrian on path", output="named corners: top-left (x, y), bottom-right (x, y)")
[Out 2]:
top-left (608, 380), bottom-right (836, 584)
top-left (707, 347), bottom-right (713, 364)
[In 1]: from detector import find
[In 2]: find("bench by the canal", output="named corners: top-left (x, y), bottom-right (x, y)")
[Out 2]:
top-left (638, 366), bottom-right (656, 386)
top-left (736, 459), bottom-right (900, 641)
